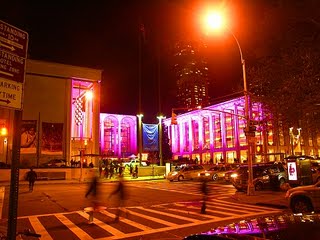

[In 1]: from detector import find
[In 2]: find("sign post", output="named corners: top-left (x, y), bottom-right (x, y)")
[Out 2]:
top-left (0, 20), bottom-right (28, 240)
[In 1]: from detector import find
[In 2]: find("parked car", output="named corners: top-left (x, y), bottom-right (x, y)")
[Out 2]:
top-left (197, 165), bottom-right (238, 181)
top-left (286, 181), bottom-right (320, 213)
top-left (224, 167), bottom-right (240, 182)
top-left (231, 163), bottom-right (287, 191)
top-left (0, 162), bottom-right (10, 168)
top-left (167, 164), bottom-right (204, 182)
top-left (41, 159), bottom-right (67, 168)
top-left (124, 159), bottom-right (148, 168)
top-left (311, 166), bottom-right (320, 183)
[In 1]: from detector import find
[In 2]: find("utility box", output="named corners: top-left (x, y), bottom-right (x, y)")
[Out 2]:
top-left (286, 155), bottom-right (313, 186)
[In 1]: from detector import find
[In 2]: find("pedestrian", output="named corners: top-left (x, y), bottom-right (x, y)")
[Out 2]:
top-left (26, 167), bottom-right (37, 192)
top-left (129, 164), bottom-right (133, 176)
top-left (134, 165), bottom-right (138, 178)
top-left (109, 164), bottom-right (114, 179)
top-left (89, 161), bottom-right (94, 168)
top-left (108, 174), bottom-right (127, 222)
top-left (85, 171), bottom-right (103, 224)
top-left (200, 178), bottom-right (209, 214)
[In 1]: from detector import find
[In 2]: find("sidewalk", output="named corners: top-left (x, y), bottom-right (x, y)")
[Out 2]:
top-left (231, 190), bottom-right (288, 209)
top-left (0, 175), bottom-right (165, 186)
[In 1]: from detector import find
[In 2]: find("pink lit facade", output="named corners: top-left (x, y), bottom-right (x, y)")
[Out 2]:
top-left (163, 97), bottom-right (276, 164)
top-left (99, 113), bottom-right (137, 158)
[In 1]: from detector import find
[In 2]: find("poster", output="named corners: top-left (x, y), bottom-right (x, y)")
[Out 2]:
top-left (288, 162), bottom-right (298, 181)
top-left (21, 120), bottom-right (37, 154)
top-left (42, 122), bottom-right (63, 154)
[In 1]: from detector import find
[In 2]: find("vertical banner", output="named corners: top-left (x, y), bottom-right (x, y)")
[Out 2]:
top-left (42, 123), bottom-right (63, 154)
top-left (20, 120), bottom-right (37, 154)
top-left (142, 123), bottom-right (159, 151)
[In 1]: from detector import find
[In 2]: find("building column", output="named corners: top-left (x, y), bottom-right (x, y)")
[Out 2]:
top-left (118, 118), bottom-right (122, 158)
top-left (198, 116), bottom-right (203, 163)
top-left (189, 117), bottom-right (192, 153)
top-left (92, 82), bottom-right (100, 159)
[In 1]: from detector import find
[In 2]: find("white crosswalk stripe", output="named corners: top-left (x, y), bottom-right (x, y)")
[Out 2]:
top-left (11, 197), bottom-right (283, 240)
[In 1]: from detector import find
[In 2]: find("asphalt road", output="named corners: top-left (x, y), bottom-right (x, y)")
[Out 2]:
top-left (0, 180), bottom-right (285, 239)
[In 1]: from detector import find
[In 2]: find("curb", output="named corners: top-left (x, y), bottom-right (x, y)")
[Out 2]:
top-left (0, 176), bottom-right (165, 186)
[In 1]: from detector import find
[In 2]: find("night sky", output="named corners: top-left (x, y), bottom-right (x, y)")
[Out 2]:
top-left (1, 0), bottom-right (284, 123)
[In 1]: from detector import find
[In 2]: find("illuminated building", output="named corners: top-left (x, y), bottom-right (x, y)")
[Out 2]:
top-left (0, 59), bottom-right (102, 167)
top-left (100, 113), bottom-right (137, 158)
top-left (174, 40), bottom-right (210, 109)
top-left (164, 96), bottom-right (320, 164)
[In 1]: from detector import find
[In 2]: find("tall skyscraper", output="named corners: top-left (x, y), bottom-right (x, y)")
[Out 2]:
top-left (173, 40), bottom-right (210, 109)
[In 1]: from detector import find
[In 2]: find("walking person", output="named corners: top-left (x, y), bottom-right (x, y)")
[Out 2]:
top-left (200, 178), bottom-right (209, 214)
top-left (134, 165), bottom-right (138, 178)
top-left (108, 174), bottom-right (127, 222)
top-left (85, 171), bottom-right (104, 224)
top-left (26, 167), bottom-right (37, 192)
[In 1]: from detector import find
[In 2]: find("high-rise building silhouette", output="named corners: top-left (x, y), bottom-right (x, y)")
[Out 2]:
top-left (173, 40), bottom-right (210, 109)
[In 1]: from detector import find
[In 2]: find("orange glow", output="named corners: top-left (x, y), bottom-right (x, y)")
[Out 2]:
top-left (206, 12), bottom-right (224, 30)
top-left (0, 127), bottom-right (8, 136)
top-left (85, 90), bottom-right (93, 100)
top-left (198, 5), bottom-right (229, 35)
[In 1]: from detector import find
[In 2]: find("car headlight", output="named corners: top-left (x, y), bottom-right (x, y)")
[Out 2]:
top-left (262, 175), bottom-right (269, 180)
top-left (205, 173), bottom-right (210, 177)
top-left (231, 173), bottom-right (238, 178)
top-left (172, 172), bottom-right (178, 176)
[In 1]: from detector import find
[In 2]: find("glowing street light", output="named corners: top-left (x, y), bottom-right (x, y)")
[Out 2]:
top-left (202, 10), bottom-right (255, 196)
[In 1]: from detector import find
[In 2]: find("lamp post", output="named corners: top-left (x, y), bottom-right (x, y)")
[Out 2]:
top-left (137, 114), bottom-right (143, 165)
top-left (157, 115), bottom-right (165, 166)
top-left (203, 10), bottom-right (255, 195)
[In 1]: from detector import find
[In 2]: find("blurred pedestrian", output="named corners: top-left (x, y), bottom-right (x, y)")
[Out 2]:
top-left (85, 171), bottom-right (103, 224)
top-left (108, 174), bottom-right (127, 222)
top-left (89, 161), bottom-right (94, 168)
top-left (200, 179), bottom-right (209, 214)
top-left (26, 167), bottom-right (37, 192)
top-left (134, 165), bottom-right (138, 178)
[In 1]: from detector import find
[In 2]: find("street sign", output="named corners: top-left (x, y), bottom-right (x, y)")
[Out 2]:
top-left (0, 20), bottom-right (28, 109)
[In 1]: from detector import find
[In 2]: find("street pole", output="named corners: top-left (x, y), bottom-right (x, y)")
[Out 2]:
top-left (231, 33), bottom-right (255, 196)
top-left (137, 114), bottom-right (143, 165)
top-left (157, 116), bottom-right (164, 166)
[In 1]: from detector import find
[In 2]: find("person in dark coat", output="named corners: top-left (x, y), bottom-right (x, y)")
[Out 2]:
top-left (26, 168), bottom-right (37, 192)
top-left (108, 175), bottom-right (127, 222)
top-left (85, 173), bottom-right (102, 224)
top-left (200, 178), bottom-right (209, 214)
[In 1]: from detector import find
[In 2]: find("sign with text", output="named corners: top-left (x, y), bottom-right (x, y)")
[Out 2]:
top-left (0, 20), bottom-right (28, 109)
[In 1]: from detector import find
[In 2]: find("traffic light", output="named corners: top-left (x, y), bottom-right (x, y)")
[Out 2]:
top-left (171, 111), bottom-right (177, 125)
top-left (256, 145), bottom-right (263, 154)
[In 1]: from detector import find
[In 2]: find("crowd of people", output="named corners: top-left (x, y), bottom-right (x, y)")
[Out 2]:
top-left (98, 159), bottom-right (138, 179)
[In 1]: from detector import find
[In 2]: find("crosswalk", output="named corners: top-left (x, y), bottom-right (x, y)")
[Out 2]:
top-left (129, 181), bottom-right (237, 199)
top-left (4, 198), bottom-right (282, 240)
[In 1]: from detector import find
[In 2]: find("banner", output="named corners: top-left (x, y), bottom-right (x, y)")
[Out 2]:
top-left (142, 123), bottom-right (159, 151)
top-left (21, 120), bottom-right (37, 154)
top-left (42, 122), bottom-right (63, 154)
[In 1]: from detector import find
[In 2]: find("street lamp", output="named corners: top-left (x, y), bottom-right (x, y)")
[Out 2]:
top-left (202, 11), bottom-right (255, 195)
top-left (157, 115), bottom-right (166, 166)
top-left (137, 114), bottom-right (143, 165)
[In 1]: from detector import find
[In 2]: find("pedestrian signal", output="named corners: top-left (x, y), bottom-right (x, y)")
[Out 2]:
top-left (256, 145), bottom-right (263, 154)
top-left (171, 112), bottom-right (177, 125)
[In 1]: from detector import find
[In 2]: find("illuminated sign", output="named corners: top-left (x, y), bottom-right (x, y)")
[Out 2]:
top-left (288, 162), bottom-right (298, 181)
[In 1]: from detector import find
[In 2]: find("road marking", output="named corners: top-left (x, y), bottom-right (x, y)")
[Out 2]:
top-left (29, 216), bottom-right (53, 240)
top-left (135, 206), bottom-right (198, 222)
top-left (123, 208), bottom-right (177, 227)
top-left (150, 206), bottom-right (219, 219)
top-left (55, 214), bottom-right (93, 240)
top-left (98, 209), bottom-right (152, 231)
top-left (211, 198), bottom-right (283, 211)
top-left (77, 211), bottom-right (126, 237)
